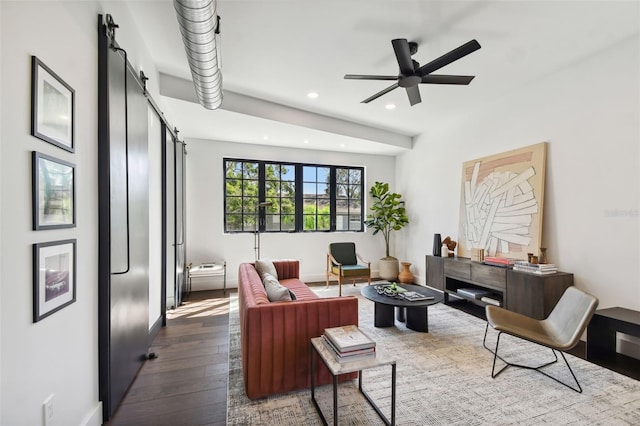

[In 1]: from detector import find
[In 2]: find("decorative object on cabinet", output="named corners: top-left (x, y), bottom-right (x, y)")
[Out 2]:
top-left (32, 151), bottom-right (75, 230)
top-left (364, 181), bottom-right (409, 280)
top-left (442, 236), bottom-right (457, 255)
top-left (470, 248), bottom-right (485, 262)
top-left (457, 142), bottom-right (547, 260)
top-left (33, 239), bottom-right (77, 322)
top-left (31, 56), bottom-right (75, 152)
top-left (433, 233), bottom-right (442, 256)
top-left (539, 247), bottom-right (548, 264)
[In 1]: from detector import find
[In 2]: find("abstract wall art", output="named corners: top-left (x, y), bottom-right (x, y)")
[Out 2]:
top-left (458, 142), bottom-right (547, 260)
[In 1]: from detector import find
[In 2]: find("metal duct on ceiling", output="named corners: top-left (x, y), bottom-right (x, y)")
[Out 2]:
top-left (173, 0), bottom-right (222, 109)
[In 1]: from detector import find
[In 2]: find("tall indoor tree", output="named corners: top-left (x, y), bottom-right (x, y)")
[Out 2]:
top-left (364, 181), bottom-right (409, 279)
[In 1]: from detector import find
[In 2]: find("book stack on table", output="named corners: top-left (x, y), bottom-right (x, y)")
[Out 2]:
top-left (483, 256), bottom-right (517, 268)
top-left (322, 325), bottom-right (376, 363)
top-left (400, 291), bottom-right (434, 301)
top-left (513, 261), bottom-right (558, 275)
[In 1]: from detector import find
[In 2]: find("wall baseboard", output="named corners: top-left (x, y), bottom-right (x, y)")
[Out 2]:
top-left (149, 315), bottom-right (164, 347)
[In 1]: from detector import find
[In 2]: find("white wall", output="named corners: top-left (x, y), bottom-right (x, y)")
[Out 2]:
top-left (396, 24), bottom-right (640, 311)
top-left (185, 138), bottom-right (397, 289)
top-left (0, 2), bottom-right (166, 425)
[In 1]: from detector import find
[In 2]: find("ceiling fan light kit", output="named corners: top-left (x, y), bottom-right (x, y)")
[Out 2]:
top-left (345, 38), bottom-right (481, 106)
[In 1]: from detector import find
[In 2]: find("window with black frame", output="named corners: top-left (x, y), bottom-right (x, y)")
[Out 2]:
top-left (224, 158), bottom-right (364, 233)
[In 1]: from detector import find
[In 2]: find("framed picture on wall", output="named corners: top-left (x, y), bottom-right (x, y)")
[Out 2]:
top-left (32, 151), bottom-right (76, 230)
top-left (31, 56), bottom-right (75, 152)
top-left (33, 239), bottom-right (77, 322)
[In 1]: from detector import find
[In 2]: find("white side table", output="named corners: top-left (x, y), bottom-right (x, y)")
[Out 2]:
top-left (310, 336), bottom-right (396, 425)
top-left (188, 261), bottom-right (227, 294)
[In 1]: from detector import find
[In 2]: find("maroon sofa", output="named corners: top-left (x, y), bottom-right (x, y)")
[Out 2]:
top-left (238, 260), bottom-right (359, 399)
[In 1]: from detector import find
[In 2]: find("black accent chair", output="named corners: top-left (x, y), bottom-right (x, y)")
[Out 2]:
top-left (326, 242), bottom-right (371, 296)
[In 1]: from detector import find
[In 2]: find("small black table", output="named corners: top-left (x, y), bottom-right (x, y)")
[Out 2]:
top-left (587, 307), bottom-right (640, 380)
top-left (361, 284), bottom-right (443, 332)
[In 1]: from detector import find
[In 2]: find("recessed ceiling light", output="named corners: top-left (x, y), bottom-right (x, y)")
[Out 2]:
top-left (307, 92), bottom-right (319, 99)
top-left (263, 135), bottom-right (269, 140)
top-left (303, 140), bottom-right (309, 144)
top-left (385, 103), bottom-right (396, 110)
top-left (340, 143), bottom-right (345, 148)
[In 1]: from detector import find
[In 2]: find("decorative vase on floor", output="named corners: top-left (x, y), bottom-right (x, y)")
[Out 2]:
top-left (398, 262), bottom-right (414, 284)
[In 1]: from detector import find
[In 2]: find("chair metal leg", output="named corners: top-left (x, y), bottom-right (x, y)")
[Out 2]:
top-left (483, 323), bottom-right (583, 393)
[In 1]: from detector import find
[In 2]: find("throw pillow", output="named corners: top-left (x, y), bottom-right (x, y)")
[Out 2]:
top-left (255, 259), bottom-right (278, 280)
top-left (262, 273), bottom-right (292, 302)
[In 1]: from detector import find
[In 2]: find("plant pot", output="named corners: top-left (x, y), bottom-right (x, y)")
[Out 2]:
top-left (398, 262), bottom-right (414, 284)
top-left (379, 257), bottom-right (399, 281)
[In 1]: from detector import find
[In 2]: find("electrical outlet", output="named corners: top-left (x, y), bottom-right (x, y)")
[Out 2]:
top-left (43, 394), bottom-right (54, 426)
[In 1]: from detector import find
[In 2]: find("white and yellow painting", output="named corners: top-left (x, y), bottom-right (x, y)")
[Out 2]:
top-left (458, 142), bottom-right (547, 260)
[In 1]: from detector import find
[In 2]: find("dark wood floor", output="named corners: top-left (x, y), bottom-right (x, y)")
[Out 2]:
top-left (105, 285), bottom-right (634, 425)
top-left (107, 290), bottom-right (232, 426)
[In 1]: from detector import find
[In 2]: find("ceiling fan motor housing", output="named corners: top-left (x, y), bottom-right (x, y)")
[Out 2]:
top-left (398, 75), bottom-right (421, 88)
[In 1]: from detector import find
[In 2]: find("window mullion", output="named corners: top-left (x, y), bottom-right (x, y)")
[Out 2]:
top-left (295, 165), bottom-right (303, 232)
top-left (329, 167), bottom-right (336, 232)
top-left (258, 162), bottom-right (266, 232)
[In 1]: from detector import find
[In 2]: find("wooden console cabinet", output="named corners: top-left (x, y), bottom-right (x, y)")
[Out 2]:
top-left (425, 255), bottom-right (573, 320)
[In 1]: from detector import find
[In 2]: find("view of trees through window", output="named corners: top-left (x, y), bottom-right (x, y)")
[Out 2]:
top-left (224, 159), bottom-right (363, 233)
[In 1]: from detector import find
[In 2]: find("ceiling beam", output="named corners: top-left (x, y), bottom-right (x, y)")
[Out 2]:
top-left (159, 73), bottom-right (413, 149)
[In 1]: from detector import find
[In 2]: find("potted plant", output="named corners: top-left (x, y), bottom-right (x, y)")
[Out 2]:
top-left (364, 181), bottom-right (409, 280)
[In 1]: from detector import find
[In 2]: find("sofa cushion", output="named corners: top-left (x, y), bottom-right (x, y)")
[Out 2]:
top-left (256, 259), bottom-right (278, 280)
top-left (263, 273), bottom-right (292, 302)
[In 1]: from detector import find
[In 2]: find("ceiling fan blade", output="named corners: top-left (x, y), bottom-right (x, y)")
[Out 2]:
top-left (361, 83), bottom-right (399, 103)
top-left (391, 39), bottom-right (415, 76)
top-left (416, 39), bottom-right (481, 76)
top-left (406, 86), bottom-right (422, 106)
top-left (421, 75), bottom-right (475, 85)
top-left (344, 74), bottom-right (398, 81)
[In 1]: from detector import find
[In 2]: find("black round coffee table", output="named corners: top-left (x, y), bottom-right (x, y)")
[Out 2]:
top-left (361, 283), bottom-right (443, 332)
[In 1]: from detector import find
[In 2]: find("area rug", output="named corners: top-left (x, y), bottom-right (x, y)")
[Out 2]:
top-left (227, 284), bottom-right (640, 425)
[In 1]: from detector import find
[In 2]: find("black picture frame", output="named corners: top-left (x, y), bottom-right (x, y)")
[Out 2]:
top-left (31, 56), bottom-right (75, 152)
top-left (33, 239), bottom-right (77, 322)
top-left (32, 151), bottom-right (76, 230)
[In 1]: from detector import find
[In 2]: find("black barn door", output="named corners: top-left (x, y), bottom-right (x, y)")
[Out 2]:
top-left (98, 16), bottom-right (150, 420)
top-left (175, 141), bottom-right (186, 305)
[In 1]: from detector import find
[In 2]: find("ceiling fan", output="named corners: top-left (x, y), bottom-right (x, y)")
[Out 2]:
top-left (344, 38), bottom-right (481, 106)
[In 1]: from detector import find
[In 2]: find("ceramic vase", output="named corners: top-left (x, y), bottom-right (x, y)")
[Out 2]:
top-left (433, 234), bottom-right (442, 256)
top-left (398, 262), bottom-right (414, 284)
top-left (539, 248), bottom-right (548, 264)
